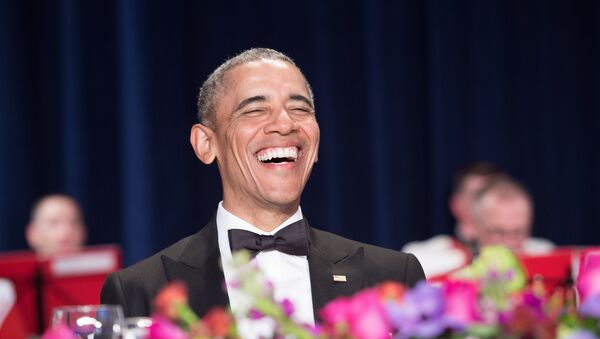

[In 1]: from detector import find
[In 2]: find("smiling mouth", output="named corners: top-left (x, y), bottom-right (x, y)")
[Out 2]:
top-left (256, 146), bottom-right (299, 164)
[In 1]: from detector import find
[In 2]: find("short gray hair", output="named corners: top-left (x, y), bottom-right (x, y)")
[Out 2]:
top-left (471, 174), bottom-right (533, 217)
top-left (197, 48), bottom-right (314, 128)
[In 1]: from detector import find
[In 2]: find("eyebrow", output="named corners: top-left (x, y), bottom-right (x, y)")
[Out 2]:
top-left (235, 93), bottom-right (314, 111)
top-left (236, 95), bottom-right (267, 111)
top-left (289, 94), bottom-right (313, 108)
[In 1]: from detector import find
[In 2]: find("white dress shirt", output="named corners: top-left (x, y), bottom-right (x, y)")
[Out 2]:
top-left (216, 202), bottom-right (315, 338)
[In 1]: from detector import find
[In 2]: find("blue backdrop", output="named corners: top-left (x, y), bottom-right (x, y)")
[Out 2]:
top-left (1, 0), bottom-right (599, 265)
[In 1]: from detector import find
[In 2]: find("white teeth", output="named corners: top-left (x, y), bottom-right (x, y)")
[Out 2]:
top-left (257, 147), bottom-right (298, 162)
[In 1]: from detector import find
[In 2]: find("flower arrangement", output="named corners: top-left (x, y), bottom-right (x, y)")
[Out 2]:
top-left (143, 246), bottom-right (600, 339)
top-left (40, 247), bottom-right (600, 338)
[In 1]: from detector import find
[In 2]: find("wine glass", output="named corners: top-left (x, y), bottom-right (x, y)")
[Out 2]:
top-left (122, 317), bottom-right (152, 339)
top-left (52, 304), bottom-right (124, 339)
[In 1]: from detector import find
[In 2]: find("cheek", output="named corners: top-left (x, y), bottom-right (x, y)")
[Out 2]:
top-left (305, 120), bottom-right (320, 141)
top-left (224, 123), bottom-right (255, 154)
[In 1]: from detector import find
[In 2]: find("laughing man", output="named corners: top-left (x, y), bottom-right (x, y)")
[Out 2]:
top-left (101, 48), bottom-right (425, 331)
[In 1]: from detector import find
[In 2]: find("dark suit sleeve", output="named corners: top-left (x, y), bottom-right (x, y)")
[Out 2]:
top-left (403, 253), bottom-right (426, 287)
top-left (100, 272), bottom-right (130, 316)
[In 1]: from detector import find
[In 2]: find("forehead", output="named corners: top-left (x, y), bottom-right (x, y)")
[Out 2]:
top-left (480, 195), bottom-right (532, 222)
top-left (36, 198), bottom-right (80, 218)
top-left (221, 60), bottom-right (308, 99)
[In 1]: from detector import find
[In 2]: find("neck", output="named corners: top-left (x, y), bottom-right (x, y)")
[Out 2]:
top-left (222, 200), bottom-right (299, 232)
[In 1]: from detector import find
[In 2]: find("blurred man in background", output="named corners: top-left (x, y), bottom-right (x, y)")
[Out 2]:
top-left (403, 162), bottom-right (503, 277)
top-left (471, 175), bottom-right (554, 254)
top-left (25, 194), bottom-right (86, 257)
top-left (448, 162), bottom-right (504, 253)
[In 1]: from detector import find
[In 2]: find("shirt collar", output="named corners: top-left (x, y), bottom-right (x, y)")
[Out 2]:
top-left (216, 201), bottom-right (304, 260)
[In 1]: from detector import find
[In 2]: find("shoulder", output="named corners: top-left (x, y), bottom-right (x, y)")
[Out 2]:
top-left (401, 235), bottom-right (470, 278)
top-left (402, 234), bottom-right (455, 253)
top-left (309, 227), bottom-right (425, 287)
top-left (310, 226), bottom-right (412, 259)
top-left (101, 233), bottom-right (197, 316)
top-left (523, 237), bottom-right (555, 254)
top-left (113, 234), bottom-right (193, 283)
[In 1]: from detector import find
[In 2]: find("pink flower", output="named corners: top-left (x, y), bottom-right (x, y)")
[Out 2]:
top-left (149, 316), bottom-right (188, 339)
top-left (320, 297), bottom-right (351, 326)
top-left (577, 251), bottom-right (600, 303)
top-left (443, 280), bottom-right (481, 324)
top-left (347, 289), bottom-right (390, 339)
top-left (154, 281), bottom-right (189, 320)
top-left (321, 288), bottom-right (390, 339)
top-left (41, 324), bottom-right (77, 339)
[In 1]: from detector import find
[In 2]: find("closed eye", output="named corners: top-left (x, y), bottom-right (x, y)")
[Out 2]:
top-left (242, 108), bottom-right (269, 116)
top-left (288, 107), bottom-right (315, 116)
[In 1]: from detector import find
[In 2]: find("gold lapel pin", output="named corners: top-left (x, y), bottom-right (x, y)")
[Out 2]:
top-left (332, 274), bottom-right (347, 282)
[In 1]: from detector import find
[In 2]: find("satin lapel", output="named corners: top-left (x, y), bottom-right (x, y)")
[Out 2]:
top-left (307, 226), bottom-right (364, 319)
top-left (161, 218), bottom-right (229, 317)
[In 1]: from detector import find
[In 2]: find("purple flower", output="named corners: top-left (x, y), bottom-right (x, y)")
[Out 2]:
top-left (280, 298), bottom-right (295, 317)
top-left (387, 281), bottom-right (458, 339)
top-left (410, 281), bottom-right (445, 318)
top-left (580, 293), bottom-right (600, 319)
top-left (563, 329), bottom-right (599, 339)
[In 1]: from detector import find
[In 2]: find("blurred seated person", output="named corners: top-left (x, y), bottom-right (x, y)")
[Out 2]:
top-left (403, 162), bottom-right (503, 277)
top-left (0, 278), bottom-right (28, 339)
top-left (0, 279), bottom-right (16, 329)
top-left (471, 175), bottom-right (554, 255)
top-left (25, 194), bottom-right (87, 257)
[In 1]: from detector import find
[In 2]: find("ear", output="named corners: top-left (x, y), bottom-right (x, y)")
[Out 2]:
top-left (449, 195), bottom-right (461, 218)
top-left (190, 124), bottom-right (217, 164)
top-left (25, 224), bottom-right (39, 249)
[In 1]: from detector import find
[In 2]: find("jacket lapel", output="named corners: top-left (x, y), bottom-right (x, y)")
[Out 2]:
top-left (161, 218), bottom-right (229, 317)
top-left (158, 218), bottom-right (365, 319)
top-left (307, 226), bottom-right (365, 319)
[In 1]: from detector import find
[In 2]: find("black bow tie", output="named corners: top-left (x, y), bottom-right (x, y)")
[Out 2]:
top-left (228, 220), bottom-right (309, 257)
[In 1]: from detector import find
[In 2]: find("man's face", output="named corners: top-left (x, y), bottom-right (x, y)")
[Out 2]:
top-left (475, 194), bottom-right (532, 252)
top-left (206, 60), bottom-right (320, 217)
top-left (27, 197), bottom-right (86, 256)
top-left (450, 175), bottom-right (489, 240)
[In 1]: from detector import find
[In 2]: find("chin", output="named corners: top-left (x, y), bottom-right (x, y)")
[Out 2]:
top-left (262, 192), bottom-right (302, 208)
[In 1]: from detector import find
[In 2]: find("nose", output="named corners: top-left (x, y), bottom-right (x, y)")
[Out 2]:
top-left (264, 108), bottom-right (298, 135)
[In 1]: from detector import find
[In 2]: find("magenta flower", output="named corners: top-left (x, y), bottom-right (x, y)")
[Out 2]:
top-left (41, 324), bottom-right (77, 339)
top-left (248, 308), bottom-right (264, 320)
top-left (320, 297), bottom-right (351, 325)
top-left (148, 316), bottom-right (188, 339)
top-left (577, 251), bottom-right (600, 303)
top-left (442, 280), bottom-right (481, 324)
top-left (280, 298), bottom-right (295, 317)
top-left (347, 289), bottom-right (390, 339)
top-left (321, 289), bottom-right (389, 339)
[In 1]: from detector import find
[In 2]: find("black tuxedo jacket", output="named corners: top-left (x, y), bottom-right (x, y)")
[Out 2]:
top-left (100, 218), bottom-right (425, 319)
